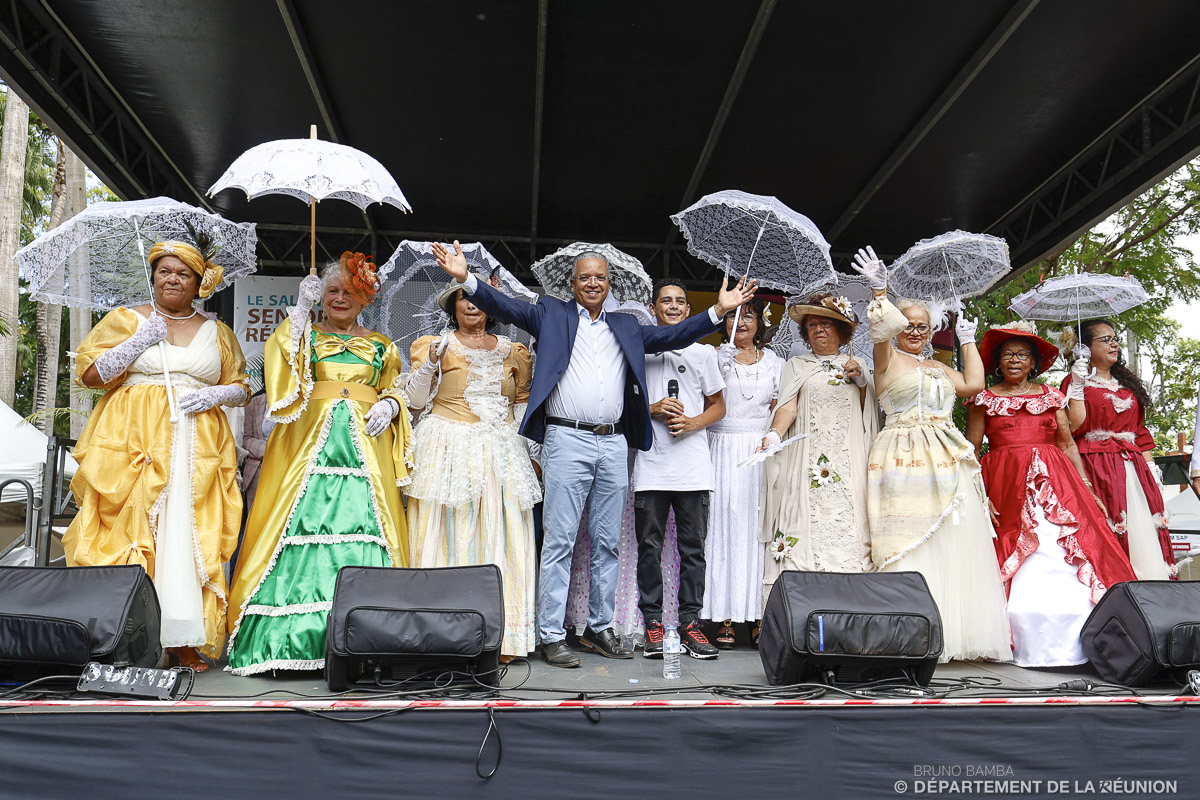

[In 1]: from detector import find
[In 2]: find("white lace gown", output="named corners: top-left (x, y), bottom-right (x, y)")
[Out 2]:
top-left (701, 349), bottom-right (783, 623)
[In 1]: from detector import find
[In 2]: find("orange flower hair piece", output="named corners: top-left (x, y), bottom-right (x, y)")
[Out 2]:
top-left (340, 251), bottom-right (379, 305)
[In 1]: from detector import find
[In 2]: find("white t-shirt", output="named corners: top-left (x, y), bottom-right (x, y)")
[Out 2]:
top-left (632, 341), bottom-right (725, 493)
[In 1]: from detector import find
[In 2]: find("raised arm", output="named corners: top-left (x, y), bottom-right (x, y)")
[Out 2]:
top-left (850, 247), bottom-right (903, 376)
top-left (642, 274), bottom-right (756, 353)
top-left (431, 240), bottom-right (544, 334)
top-left (1063, 346), bottom-right (1091, 432)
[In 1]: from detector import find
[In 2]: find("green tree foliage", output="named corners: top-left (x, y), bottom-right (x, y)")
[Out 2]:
top-left (963, 159), bottom-right (1200, 450)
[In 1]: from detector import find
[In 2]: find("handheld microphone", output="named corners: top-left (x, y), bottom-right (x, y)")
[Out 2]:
top-left (667, 379), bottom-right (679, 399)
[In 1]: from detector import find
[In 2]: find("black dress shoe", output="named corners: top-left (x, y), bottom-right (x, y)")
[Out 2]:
top-left (541, 640), bottom-right (581, 668)
top-left (579, 627), bottom-right (634, 659)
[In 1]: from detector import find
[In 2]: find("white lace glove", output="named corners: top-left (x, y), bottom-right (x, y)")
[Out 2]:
top-left (1148, 460), bottom-right (1164, 485)
top-left (93, 315), bottom-right (168, 384)
top-left (365, 399), bottom-right (399, 437)
top-left (404, 356), bottom-right (440, 409)
top-left (851, 246), bottom-right (887, 290)
top-left (717, 342), bottom-right (738, 372)
top-left (178, 384), bottom-right (249, 414)
top-left (1067, 345), bottom-right (1091, 401)
top-left (955, 314), bottom-right (979, 345)
top-left (759, 429), bottom-right (782, 452)
top-left (288, 274), bottom-right (323, 352)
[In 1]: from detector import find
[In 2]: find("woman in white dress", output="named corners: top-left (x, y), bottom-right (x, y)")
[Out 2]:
top-left (852, 247), bottom-right (1011, 663)
top-left (702, 299), bottom-right (783, 649)
top-left (758, 293), bottom-right (878, 631)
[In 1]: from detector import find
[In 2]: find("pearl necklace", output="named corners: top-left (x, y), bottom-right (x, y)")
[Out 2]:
top-left (154, 304), bottom-right (197, 321)
top-left (732, 348), bottom-right (762, 400)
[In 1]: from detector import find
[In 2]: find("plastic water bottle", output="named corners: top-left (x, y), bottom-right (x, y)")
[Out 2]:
top-left (663, 626), bottom-right (682, 679)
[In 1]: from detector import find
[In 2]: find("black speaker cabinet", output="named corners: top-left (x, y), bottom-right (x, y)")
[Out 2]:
top-left (325, 564), bottom-right (505, 691)
top-left (759, 570), bottom-right (943, 686)
top-left (0, 565), bottom-right (161, 680)
top-left (1081, 580), bottom-right (1200, 686)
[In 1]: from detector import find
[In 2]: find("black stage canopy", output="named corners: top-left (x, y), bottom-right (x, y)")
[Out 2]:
top-left (1, 1), bottom-right (1199, 287)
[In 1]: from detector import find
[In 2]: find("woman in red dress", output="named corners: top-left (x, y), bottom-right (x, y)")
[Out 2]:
top-left (966, 323), bottom-right (1135, 667)
top-left (1062, 319), bottom-right (1174, 580)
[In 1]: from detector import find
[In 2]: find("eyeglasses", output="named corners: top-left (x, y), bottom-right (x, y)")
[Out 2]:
top-left (573, 274), bottom-right (609, 285)
top-left (805, 319), bottom-right (835, 331)
top-left (999, 350), bottom-right (1032, 362)
top-left (1091, 335), bottom-right (1120, 345)
top-left (902, 323), bottom-right (931, 335)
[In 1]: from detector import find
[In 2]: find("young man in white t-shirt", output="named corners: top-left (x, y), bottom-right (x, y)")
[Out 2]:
top-left (633, 279), bottom-right (726, 660)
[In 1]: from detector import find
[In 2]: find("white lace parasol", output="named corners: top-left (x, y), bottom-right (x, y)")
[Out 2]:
top-left (888, 229), bottom-right (1009, 305)
top-left (670, 190), bottom-right (835, 294)
top-left (15, 197), bottom-right (258, 312)
top-left (605, 296), bottom-right (656, 327)
top-left (771, 274), bottom-right (900, 369)
top-left (1009, 273), bottom-right (1149, 323)
top-left (208, 138), bottom-right (411, 211)
top-left (361, 240), bottom-right (536, 368)
top-left (531, 242), bottom-right (651, 304)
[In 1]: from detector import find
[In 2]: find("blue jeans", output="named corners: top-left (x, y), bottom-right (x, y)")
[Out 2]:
top-left (538, 425), bottom-right (628, 644)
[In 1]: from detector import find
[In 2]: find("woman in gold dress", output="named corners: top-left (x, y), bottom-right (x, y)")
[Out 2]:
top-left (405, 281), bottom-right (540, 660)
top-left (69, 240), bottom-right (249, 671)
top-left (226, 252), bottom-right (413, 675)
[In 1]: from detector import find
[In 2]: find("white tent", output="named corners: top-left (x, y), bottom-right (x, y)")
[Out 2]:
top-left (0, 399), bottom-right (77, 503)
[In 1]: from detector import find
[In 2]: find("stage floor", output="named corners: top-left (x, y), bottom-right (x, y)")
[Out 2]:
top-left (5, 644), bottom-right (1163, 709)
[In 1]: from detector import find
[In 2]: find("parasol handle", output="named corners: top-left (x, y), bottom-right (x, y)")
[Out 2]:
top-left (134, 223), bottom-right (179, 425)
top-left (722, 272), bottom-right (749, 374)
top-left (309, 124), bottom-right (318, 276)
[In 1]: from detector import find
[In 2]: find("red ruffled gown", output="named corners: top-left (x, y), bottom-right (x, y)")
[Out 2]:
top-left (1062, 374), bottom-right (1174, 580)
top-left (974, 385), bottom-right (1136, 667)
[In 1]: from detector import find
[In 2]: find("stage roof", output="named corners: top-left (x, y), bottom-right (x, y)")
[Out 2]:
top-left (2, 1), bottom-right (1200, 287)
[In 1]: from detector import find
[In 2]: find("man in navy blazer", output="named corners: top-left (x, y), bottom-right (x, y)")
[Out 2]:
top-left (432, 241), bottom-right (755, 667)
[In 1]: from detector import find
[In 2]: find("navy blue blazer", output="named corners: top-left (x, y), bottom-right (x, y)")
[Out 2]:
top-left (464, 281), bottom-right (721, 450)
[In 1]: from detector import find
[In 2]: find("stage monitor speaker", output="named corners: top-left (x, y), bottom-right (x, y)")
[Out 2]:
top-left (325, 565), bottom-right (504, 692)
top-left (759, 570), bottom-right (943, 686)
top-left (0, 565), bottom-right (161, 681)
top-left (1081, 580), bottom-right (1200, 687)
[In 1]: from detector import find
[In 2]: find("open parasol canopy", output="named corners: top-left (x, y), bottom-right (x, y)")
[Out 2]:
top-left (888, 229), bottom-right (1009, 306)
top-left (1009, 272), bottom-right (1150, 326)
top-left (208, 127), bottom-right (410, 274)
top-left (16, 197), bottom-right (257, 312)
top-left (361, 241), bottom-right (535, 369)
top-left (531, 242), bottom-right (652, 305)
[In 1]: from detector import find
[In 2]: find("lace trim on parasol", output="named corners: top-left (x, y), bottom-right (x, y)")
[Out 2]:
top-left (999, 448), bottom-right (1106, 604)
top-left (971, 387), bottom-right (1067, 416)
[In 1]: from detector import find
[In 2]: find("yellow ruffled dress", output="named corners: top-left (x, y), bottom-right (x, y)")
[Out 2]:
top-left (226, 317), bottom-right (412, 675)
top-left (65, 308), bottom-right (248, 660)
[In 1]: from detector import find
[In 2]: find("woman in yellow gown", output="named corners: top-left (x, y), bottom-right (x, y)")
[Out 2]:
top-left (226, 252), bottom-right (412, 675)
top-left (68, 240), bottom-right (249, 670)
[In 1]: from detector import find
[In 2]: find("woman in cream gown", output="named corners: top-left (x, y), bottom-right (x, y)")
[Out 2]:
top-left (227, 253), bottom-right (412, 675)
top-left (759, 292), bottom-right (877, 611)
top-left (852, 246), bottom-right (1011, 663)
top-left (69, 240), bottom-right (248, 670)
top-left (405, 281), bottom-right (540, 659)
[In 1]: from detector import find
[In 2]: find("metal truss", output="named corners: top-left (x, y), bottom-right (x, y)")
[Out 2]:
top-left (988, 52), bottom-right (1200, 280)
top-left (0, 0), bottom-right (208, 207)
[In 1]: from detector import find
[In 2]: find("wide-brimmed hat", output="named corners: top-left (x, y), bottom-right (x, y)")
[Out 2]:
top-left (436, 280), bottom-right (471, 316)
top-left (979, 322), bottom-right (1060, 375)
top-left (788, 293), bottom-right (857, 331)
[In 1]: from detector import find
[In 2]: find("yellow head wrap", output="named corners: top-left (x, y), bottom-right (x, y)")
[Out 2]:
top-left (148, 240), bottom-right (225, 299)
